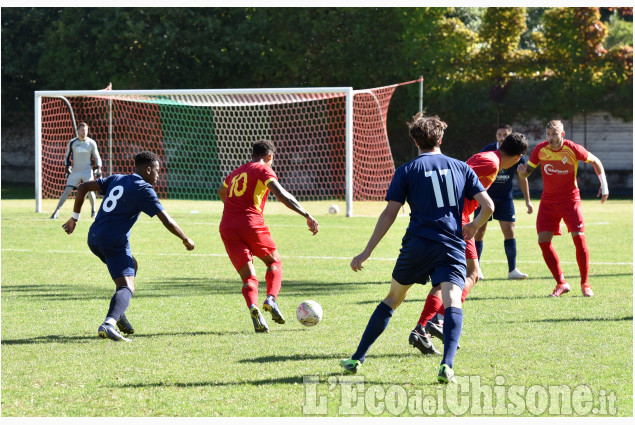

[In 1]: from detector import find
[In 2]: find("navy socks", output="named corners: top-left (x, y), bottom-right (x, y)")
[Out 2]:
top-left (441, 306), bottom-right (463, 368)
top-left (106, 286), bottom-right (133, 322)
top-left (504, 239), bottom-right (517, 272)
top-left (352, 301), bottom-right (394, 363)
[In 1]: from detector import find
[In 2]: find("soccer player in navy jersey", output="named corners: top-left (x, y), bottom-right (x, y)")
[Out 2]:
top-left (473, 124), bottom-right (533, 280)
top-left (218, 140), bottom-right (319, 333)
top-left (62, 151), bottom-right (195, 342)
top-left (340, 112), bottom-right (494, 384)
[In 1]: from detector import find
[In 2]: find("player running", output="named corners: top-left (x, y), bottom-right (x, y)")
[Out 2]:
top-left (218, 140), bottom-right (319, 333)
top-left (62, 151), bottom-right (195, 342)
top-left (473, 124), bottom-right (533, 280)
top-left (411, 133), bottom-right (528, 349)
top-left (517, 119), bottom-right (609, 297)
top-left (340, 112), bottom-right (494, 384)
top-left (51, 122), bottom-right (102, 219)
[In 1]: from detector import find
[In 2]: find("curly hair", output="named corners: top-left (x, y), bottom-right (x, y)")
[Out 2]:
top-left (252, 140), bottom-right (276, 158)
top-left (134, 151), bottom-right (159, 167)
top-left (407, 111), bottom-right (448, 150)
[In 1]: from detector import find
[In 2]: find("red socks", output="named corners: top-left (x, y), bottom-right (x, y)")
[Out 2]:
top-left (572, 234), bottom-right (589, 285)
top-left (418, 293), bottom-right (443, 327)
top-left (265, 260), bottom-right (282, 298)
top-left (241, 276), bottom-right (259, 308)
top-left (539, 241), bottom-right (566, 285)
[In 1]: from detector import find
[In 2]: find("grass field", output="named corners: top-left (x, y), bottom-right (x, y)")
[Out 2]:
top-left (1, 197), bottom-right (632, 417)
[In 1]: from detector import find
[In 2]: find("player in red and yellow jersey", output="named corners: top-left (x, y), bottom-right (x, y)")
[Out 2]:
top-left (218, 140), bottom-right (319, 333)
top-left (518, 120), bottom-right (608, 298)
top-left (410, 133), bottom-right (528, 352)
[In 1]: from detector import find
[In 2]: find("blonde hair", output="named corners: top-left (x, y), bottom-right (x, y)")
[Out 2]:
top-left (546, 120), bottom-right (564, 132)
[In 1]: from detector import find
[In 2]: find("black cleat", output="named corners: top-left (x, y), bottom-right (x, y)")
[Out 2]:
top-left (409, 329), bottom-right (441, 355)
top-left (426, 316), bottom-right (459, 349)
top-left (116, 314), bottom-right (135, 335)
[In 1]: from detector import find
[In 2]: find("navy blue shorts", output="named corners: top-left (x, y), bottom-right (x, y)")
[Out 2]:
top-left (392, 233), bottom-right (466, 289)
top-left (475, 197), bottom-right (516, 222)
top-left (88, 241), bottom-right (135, 280)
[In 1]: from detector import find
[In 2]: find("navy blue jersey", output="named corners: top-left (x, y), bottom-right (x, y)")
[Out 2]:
top-left (386, 152), bottom-right (485, 251)
top-left (88, 174), bottom-right (164, 246)
top-left (480, 142), bottom-right (527, 199)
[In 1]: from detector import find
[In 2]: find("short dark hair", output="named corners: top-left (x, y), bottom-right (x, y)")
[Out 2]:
top-left (134, 151), bottom-right (159, 167)
top-left (499, 132), bottom-right (528, 156)
top-left (252, 140), bottom-right (276, 158)
top-left (407, 112), bottom-right (447, 150)
top-left (498, 124), bottom-right (512, 132)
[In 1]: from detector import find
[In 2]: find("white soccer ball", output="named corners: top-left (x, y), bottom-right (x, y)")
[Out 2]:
top-left (328, 204), bottom-right (340, 214)
top-left (296, 300), bottom-right (323, 327)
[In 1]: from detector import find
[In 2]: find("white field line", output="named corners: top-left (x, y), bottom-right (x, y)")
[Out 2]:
top-left (2, 248), bottom-right (632, 266)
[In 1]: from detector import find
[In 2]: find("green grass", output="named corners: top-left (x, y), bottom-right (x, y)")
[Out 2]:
top-left (1, 197), bottom-right (632, 416)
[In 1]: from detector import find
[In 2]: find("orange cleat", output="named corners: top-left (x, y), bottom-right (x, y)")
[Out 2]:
top-left (549, 282), bottom-right (571, 297)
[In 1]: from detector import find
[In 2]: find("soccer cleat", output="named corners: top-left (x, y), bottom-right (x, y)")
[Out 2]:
top-left (437, 364), bottom-right (457, 384)
top-left (508, 268), bottom-right (528, 280)
top-left (409, 329), bottom-right (441, 355)
top-left (426, 316), bottom-right (459, 349)
top-left (340, 358), bottom-right (362, 374)
top-left (478, 268), bottom-right (484, 280)
top-left (98, 323), bottom-right (131, 342)
top-left (91, 211), bottom-right (97, 219)
top-left (116, 314), bottom-right (135, 335)
top-left (262, 295), bottom-right (285, 324)
top-left (249, 305), bottom-right (269, 333)
top-left (581, 284), bottom-right (594, 297)
top-left (50, 210), bottom-right (59, 219)
top-left (549, 282), bottom-right (571, 297)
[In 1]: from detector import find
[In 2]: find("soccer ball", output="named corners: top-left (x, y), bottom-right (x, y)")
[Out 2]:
top-left (328, 204), bottom-right (340, 214)
top-left (296, 300), bottom-right (323, 327)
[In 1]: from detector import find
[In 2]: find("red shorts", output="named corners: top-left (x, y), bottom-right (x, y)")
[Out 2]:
top-left (219, 225), bottom-right (277, 271)
top-left (536, 200), bottom-right (585, 235)
top-left (465, 237), bottom-right (477, 260)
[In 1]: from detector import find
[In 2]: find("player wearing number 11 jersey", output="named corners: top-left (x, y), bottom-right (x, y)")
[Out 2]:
top-left (62, 151), bottom-right (195, 342)
top-left (218, 140), bottom-right (319, 333)
top-left (340, 112), bottom-right (494, 384)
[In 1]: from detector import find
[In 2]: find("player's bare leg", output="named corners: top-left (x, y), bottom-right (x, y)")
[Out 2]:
top-left (500, 220), bottom-right (527, 279)
top-left (538, 231), bottom-right (570, 297)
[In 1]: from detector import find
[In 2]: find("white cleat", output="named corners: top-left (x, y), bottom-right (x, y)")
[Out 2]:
top-left (478, 268), bottom-right (484, 280)
top-left (508, 268), bottom-right (528, 280)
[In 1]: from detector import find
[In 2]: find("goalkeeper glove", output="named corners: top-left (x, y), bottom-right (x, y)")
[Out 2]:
top-left (93, 168), bottom-right (102, 179)
top-left (65, 165), bottom-right (72, 176)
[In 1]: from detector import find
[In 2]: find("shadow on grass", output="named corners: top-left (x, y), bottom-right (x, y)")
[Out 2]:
top-left (118, 376), bottom-right (304, 388)
top-left (506, 315), bottom-right (632, 324)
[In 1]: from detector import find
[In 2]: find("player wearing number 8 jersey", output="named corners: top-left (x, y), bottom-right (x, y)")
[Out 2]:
top-left (340, 112), bottom-right (494, 384)
top-left (218, 140), bottom-right (319, 333)
top-left (62, 151), bottom-right (195, 342)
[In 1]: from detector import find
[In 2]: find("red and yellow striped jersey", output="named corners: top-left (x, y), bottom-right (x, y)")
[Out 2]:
top-left (528, 139), bottom-right (590, 203)
top-left (220, 161), bottom-right (278, 228)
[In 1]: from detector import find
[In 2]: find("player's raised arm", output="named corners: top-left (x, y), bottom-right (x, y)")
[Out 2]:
top-left (267, 180), bottom-right (318, 235)
top-left (350, 200), bottom-right (402, 271)
top-left (156, 210), bottom-right (195, 250)
top-left (62, 180), bottom-right (100, 234)
top-left (586, 153), bottom-right (609, 203)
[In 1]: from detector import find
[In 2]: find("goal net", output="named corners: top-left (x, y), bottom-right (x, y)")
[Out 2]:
top-left (36, 81), bottom-right (420, 216)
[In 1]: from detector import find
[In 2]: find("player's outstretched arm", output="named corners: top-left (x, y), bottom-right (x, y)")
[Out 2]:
top-left (62, 180), bottom-right (100, 234)
top-left (351, 200), bottom-right (401, 272)
top-left (587, 153), bottom-right (609, 204)
top-left (267, 180), bottom-right (318, 235)
top-left (156, 210), bottom-right (195, 250)
top-left (463, 191), bottom-right (494, 241)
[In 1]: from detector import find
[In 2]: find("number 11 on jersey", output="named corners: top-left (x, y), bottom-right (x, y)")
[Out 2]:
top-left (425, 169), bottom-right (456, 208)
